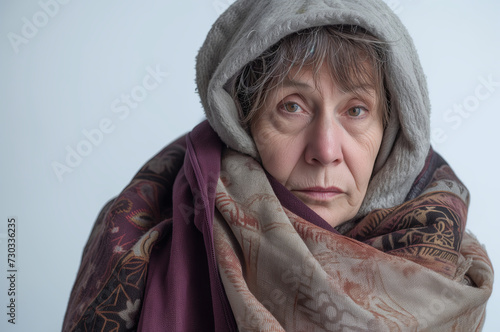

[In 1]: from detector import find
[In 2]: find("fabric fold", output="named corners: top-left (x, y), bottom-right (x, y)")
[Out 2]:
top-left (63, 122), bottom-right (493, 331)
top-left (213, 148), bottom-right (493, 331)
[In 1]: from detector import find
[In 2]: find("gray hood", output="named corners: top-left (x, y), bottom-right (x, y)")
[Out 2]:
top-left (195, 0), bottom-right (430, 217)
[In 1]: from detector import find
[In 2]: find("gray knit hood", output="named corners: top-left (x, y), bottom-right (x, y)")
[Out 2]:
top-left (195, 0), bottom-right (430, 217)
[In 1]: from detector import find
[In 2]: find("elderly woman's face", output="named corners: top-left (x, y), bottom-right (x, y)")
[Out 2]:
top-left (251, 65), bottom-right (384, 227)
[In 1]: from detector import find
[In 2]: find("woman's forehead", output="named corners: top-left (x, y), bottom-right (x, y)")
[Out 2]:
top-left (281, 63), bottom-right (378, 95)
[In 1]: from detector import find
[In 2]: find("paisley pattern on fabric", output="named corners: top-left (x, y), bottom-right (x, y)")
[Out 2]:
top-left (63, 129), bottom-right (493, 331)
top-left (63, 141), bottom-right (186, 331)
top-left (76, 230), bottom-right (159, 331)
top-left (213, 149), bottom-right (493, 331)
top-left (347, 188), bottom-right (467, 278)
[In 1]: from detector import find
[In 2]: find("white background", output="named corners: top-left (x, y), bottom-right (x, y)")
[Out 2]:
top-left (0, 0), bottom-right (498, 330)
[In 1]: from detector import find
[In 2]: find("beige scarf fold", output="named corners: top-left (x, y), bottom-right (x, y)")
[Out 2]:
top-left (214, 149), bottom-right (493, 331)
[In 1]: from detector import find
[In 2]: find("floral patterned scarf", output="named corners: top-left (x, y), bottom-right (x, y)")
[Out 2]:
top-left (214, 148), bottom-right (493, 331)
top-left (63, 122), bottom-right (492, 331)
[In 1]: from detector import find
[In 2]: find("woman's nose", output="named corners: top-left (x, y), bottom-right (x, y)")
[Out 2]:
top-left (304, 117), bottom-right (344, 166)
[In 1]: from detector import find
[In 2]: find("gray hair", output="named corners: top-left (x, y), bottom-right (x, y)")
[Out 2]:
top-left (230, 25), bottom-right (390, 128)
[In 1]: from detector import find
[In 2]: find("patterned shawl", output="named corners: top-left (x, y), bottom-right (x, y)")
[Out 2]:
top-left (214, 149), bottom-right (493, 331)
top-left (63, 122), bottom-right (493, 331)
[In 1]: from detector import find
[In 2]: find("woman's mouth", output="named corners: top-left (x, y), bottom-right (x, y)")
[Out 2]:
top-left (292, 186), bottom-right (344, 201)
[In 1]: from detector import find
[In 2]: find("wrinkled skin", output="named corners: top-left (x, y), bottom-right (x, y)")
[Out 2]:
top-left (251, 66), bottom-right (384, 227)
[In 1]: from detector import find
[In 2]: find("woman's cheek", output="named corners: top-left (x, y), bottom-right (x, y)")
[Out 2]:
top-left (349, 121), bottom-right (383, 158)
top-left (346, 125), bottom-right (384, 193)
top-left (253, 124), bottom-right (301, 182)
top-left (253, 111), bottom-right (288, 156)
top-left (255, 127), bottom-right (287, 165)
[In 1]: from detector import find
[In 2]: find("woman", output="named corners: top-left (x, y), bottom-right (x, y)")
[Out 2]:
top-left (63, 0), bottom-right (493, 331)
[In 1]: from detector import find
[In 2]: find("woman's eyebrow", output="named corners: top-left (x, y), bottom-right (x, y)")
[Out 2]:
top-left (340, 84), bottom-right (377, 98)
top-left (281, 77), bottom-right (315, 90)
top-left (282, 77), bottom-right (376, 93)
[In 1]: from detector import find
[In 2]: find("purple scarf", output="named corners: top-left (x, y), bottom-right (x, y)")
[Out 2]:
top-left (63, 121), bottom-right (492, 331)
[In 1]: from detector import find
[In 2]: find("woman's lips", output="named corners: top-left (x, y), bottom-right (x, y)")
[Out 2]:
top-left (292, 187), bottom-right (344, 201)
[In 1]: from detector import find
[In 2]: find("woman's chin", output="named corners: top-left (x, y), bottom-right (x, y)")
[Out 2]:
top-left (298, 199), bottom-right (357, 228)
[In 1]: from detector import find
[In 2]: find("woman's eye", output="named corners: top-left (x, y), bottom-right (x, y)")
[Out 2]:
top-left (282, 102), bottom-right (301, 113)
top-left (347, 106), bottom-right (366, 117)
